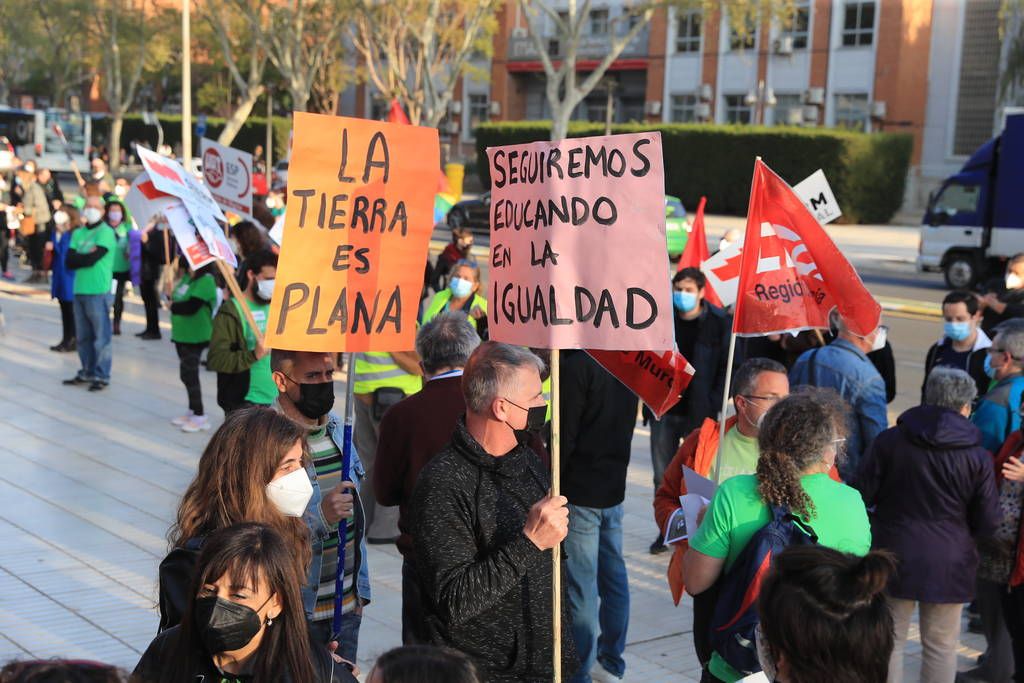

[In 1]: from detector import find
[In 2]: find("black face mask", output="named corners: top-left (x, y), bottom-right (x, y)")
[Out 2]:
top-left (290, 379), bottom-right (335, 420)
top-left (505, 398), bottom-right (547, 442)
top-left (193, 595), bottom-right (270, 654)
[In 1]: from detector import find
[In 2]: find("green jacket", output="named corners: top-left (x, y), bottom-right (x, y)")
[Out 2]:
top-left (207, 298), bottom-right (257, 374)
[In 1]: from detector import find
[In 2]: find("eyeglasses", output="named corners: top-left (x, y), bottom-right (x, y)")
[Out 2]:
top-left (742, 394), bottom-right (783, 405)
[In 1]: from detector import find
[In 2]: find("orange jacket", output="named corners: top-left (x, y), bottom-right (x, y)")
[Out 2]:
top-left (653, 416), bottom-right (735, 605)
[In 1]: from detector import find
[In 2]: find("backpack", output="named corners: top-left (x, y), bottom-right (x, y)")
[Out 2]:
top-left (708, 505), bottom-right (818, 676)
top-left (157, 537), bottom-right (204, 633)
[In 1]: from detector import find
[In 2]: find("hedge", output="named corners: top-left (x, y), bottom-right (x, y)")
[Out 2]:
top-left (101, 114), bottom-right (293, 161)
top-left (473, 122), bottom-right (913, 224)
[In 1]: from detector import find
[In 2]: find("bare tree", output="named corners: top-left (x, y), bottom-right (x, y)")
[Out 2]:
top-left (0, 0), bottom-right (32, 105)
top-left (348, 0), bottom-right (500, 127)
top-left (89, 0), bottom-right (174, 170)
top-left (202, 0), bottom-right (268, 145)
top-left (33, 0), bottom-right (93, 107)
top-left (518, 0), bottom-right (791, 140)
top-left (228, 0), bottom-right (350, 113)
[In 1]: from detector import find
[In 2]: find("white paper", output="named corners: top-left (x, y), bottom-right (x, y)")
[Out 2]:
top-left (738, 673), bottom-right (770, 683)
top-left (683, 465), bottom-right (717, 500)
top-left (682, 466), bottom-right (717, 534)
top-left (681, 492), bottom-right (709, 537)
top-left (793, 169), bottom-right (842, 224)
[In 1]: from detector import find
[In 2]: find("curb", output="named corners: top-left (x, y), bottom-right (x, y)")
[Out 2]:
top-left (878, 298), bottom-right (941, 318)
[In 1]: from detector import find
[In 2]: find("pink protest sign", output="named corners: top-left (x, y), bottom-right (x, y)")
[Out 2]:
top-left (485, 132), bottom-right (673, 350)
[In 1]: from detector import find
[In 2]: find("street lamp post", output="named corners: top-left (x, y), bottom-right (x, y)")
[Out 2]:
top-left (181, 0), bottom-right (192, 162)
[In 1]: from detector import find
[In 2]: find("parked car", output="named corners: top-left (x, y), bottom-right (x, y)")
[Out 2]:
top-left (0, 136), bottom-right (16, 173)
top-left (665, 195), bottom-right (689, 260)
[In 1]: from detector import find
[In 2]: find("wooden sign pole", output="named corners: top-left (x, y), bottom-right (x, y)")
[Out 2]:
top-left (213, 258), bottom-right (264, 344)
top-left (550, 350), bottom-right (562, 683)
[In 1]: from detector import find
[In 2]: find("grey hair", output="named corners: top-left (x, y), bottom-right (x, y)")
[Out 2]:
top-left (924, 367), bottom-right (977, 411)
top-left (462, 341), bottom-right (546, 414)
top-left (732, 357), bottom-right (788, 398)
top-left (997, 327), bottom-right (1024, 362)
top-left (415, 312), bottom-right (481, 375)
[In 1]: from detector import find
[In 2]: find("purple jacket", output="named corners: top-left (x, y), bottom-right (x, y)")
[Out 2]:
top-left (856, 404), bottom-right (1000, 603)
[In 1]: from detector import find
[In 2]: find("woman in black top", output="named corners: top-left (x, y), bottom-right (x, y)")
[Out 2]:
top-left (134, 523), bottom-right (354, 683)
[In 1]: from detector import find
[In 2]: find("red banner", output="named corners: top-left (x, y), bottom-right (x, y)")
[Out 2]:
top-left (733, 159), bottom-right (880, 337)
top-left (677, 196), bottom-right (723, 307)
top-left (588, 349), bottom-right (695, 419)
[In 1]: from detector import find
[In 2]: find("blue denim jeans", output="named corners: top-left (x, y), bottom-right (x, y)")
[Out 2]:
top-left (73, 293), bottom-right (112, 382)
top-left (565, 503), bottom-right (629, 682)
top-left (308, 611), bottom-right (362, 666)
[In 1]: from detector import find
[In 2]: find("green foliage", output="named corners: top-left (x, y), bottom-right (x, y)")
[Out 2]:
top-left (473, 122), bottom-right (914, 224)
top-left (111, 114), bottom-right (292, 161)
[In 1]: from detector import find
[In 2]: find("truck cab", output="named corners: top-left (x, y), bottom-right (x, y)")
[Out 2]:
top-left (918, 113), bottom-right (1024, 289)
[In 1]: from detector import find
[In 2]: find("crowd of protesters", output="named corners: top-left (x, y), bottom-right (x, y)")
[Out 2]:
top-left (8, 156), bottom-right (1024, 683)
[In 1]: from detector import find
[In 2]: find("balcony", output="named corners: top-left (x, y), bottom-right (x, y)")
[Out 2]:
top-left (507, 28), bottom-right (649, 63)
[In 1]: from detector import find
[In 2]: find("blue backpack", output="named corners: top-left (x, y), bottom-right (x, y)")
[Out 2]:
top-left (708, 505), bottom-right (819, 676)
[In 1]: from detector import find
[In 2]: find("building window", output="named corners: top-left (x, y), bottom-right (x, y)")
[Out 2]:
top-left (724, 94), bottom-right (754, 124)
top-left (670, 94), bottom-right (698, 122)
top-left (676, 10), bottom-right (701, 53)
top-left (729, 16), bottom-right (757, 51)
top-left (780, 1), bottom-right (810, 49)
top-left (589, 9), bottom-right (609, 35)
top-left (773, 93), bottom-right (804, 125)
top-left (834, 93), bottom-right (869, 130)
top-left (842, 2), bottom-right (875, 47)
top-left (468, 94), bottom-right (489, 132)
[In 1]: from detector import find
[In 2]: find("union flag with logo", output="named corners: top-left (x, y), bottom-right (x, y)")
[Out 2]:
top-left (732, 159), bottom-right (880, 336)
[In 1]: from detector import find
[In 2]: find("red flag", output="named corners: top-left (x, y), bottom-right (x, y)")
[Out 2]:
top-left (732, 159), bottom-right (880, 336)
top-left (587, 349), bottom-right (695, 419)
top-left (676, 196), bottom-right (723, 307)
top-left (386, 99), bottom-right (411, 125)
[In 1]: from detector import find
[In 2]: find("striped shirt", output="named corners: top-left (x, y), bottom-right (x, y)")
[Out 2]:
top-left (309, 424), bottom-right (359, 621)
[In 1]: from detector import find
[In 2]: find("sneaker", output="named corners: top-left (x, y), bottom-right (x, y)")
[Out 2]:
top-left (171, 411), bottom-right (194, 427)
top-left (49, 341), bottom-right (66, 352)
top-left (649, 533), bottom-right (667, 555)
top-left (181, 415), bottom-right (212, 433)
top-left (63, 374), bottom-right (90, 386)
top-left (590, 664), bottom-right (623, 682)
top-left (88, 380), bottom-right (108, 392)
top-left (138, 331), bottom-right (162, 340)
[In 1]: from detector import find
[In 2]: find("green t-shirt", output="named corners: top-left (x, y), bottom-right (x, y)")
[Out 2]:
top-left (716, 426), bottom-right (760, 483)
top-left (111, 222), bottom-right (131, 274)
top-left (690, 473), bottom-right (871, 682)
top-left (171, 273), bottom-right (218, 344)
top-left (69, 223), bottom-right (117, 295)
top-left (234, 298), bottom-right (276, 405)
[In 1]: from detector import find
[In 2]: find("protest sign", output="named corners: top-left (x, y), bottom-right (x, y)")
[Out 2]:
top-left (201, 138), bottom-right (254, 220)
top-left (587, 348), bottom-right (694, 418)
top-left (163, 201), bottom-right (216, 269)
top-left (125, 172), bottom-right (176, 229)
top-left (485, 133), bottom-right (673, 350)
top-left (793, 169), bottom-right (842, 224)
top-left (265, 112), bottom-right (439, 353)
top-left (701, 240), bottom-right (744, 308)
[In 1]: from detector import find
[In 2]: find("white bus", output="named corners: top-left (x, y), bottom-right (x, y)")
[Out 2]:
top-left (0, 107), bottom-right (93, 174)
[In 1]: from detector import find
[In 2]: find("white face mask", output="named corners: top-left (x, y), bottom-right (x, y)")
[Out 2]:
top-left (755, 624), bottom-right (778, 682)
top-left (870, 326), bottom-right (888, 352)
top-left (1008, 273), bottom-right (1024, 290)
top-left (256, 278), bottom-right (275, 300)
top-left (114, 184), bottom-right (128, 198)
top-left (53, 210), bottom-right (69, 228)
top-left (265, 467), bottom-right (313, 517)
top-left (83, 207), bottom-right (104, 225)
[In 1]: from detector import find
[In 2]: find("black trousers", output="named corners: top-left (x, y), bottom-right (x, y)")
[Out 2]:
top-left (59, 300), bottom-right (75, 343)
top-left (28, 228), bottom-right (48, 271)
top-left (139, 276), bottom-right (160, 334)
top-left (175, 342), bottom-right (207, 415)
top-left (0, 228), bottom-right (9, 272)
top-left (112, 271), bottom-right (129, 326)
top-left (1002, 583), bottom-right (1024, 682)
top-left (401, 558), bottom-right (430, 645)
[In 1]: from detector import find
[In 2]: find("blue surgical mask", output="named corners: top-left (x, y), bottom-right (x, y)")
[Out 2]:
top-left (985, 354), bottom-right (998, 379)
top-left (449, 277), bottom-right (473, 299)
top-left (944, 321), bottom-right (972, 342)
top-left (673, 290), bottom-right (698, 313)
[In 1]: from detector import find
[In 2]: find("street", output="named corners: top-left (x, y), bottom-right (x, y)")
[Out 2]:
top-left (0, 224), bottom-right (980, 680)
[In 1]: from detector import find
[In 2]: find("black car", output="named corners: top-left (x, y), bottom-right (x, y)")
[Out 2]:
top-left (446, 192), bottom-right (491, 233)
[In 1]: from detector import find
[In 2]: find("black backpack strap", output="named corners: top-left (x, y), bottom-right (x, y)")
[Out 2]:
top-left (771, 505), bottom-right (819, 543)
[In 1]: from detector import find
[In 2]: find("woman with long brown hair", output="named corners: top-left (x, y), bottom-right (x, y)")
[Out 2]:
top-left (135, 522), bottom-right (355, 682)
top-left (158, 406), bottom-right (314, 631)
top-left (682, 389), bottom-right (872, 683)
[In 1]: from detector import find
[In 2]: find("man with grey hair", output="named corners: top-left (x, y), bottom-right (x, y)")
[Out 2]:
top-left (973, 324), bottom-right (1024, 452)
top-left (789, 309), bottom-right (888, 480)
top-left (858, 366), bottom-right (999, 683)
top-left (410, 340), bottom-right (577, 681)
top-left (373, 311), bottom-right (481, 644)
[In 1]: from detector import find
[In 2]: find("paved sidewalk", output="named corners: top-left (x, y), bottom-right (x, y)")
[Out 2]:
top-left (0, 276), bottom-right (985, 681)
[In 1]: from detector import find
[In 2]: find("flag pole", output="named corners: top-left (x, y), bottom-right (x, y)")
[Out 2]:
top-left (331, 352), bottom-right (357, 638)
top-left (714, 156), bottom-right (761, 484)
top-left (551, 350), bottom-right (562, 683)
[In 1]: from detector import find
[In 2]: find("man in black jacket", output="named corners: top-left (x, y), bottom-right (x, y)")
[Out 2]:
top-left (648, 267), bottom-right (731, 553)
top-left (922, 290), bottom-right (991, 400)
top-left (411, 341), bottom-right (578, 682)
top-left (560, 350), bottom-right (638, 682)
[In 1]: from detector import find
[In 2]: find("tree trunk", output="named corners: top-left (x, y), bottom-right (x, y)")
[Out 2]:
top-left (551, 105), bottom-right (573, 142)
top-left (218, 86), bottom-right (264, 147)
top-left (110, 113), bottom-right (124, 172)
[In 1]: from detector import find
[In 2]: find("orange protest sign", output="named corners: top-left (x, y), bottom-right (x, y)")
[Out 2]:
top-left (266, 112), bottom-right (439, 352)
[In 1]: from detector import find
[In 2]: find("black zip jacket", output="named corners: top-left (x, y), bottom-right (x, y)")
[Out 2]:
top-left (410, 419), bottom-right (578, 682)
